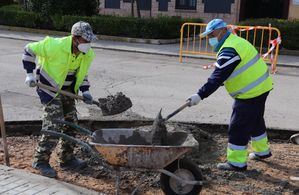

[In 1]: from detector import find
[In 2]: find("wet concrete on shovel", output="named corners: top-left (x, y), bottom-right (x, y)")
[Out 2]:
top-left (98, 92), bottom-right (132, 116)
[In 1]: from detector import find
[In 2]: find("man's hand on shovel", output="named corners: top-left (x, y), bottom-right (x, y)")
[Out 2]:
top-left (82, 91), bottom-right (93, 105)
top-left (187, 94), bottom-right (201, 107)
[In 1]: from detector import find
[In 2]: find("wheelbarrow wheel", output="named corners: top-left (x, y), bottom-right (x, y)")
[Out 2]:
top-left (160, 158), bottom-right (203, 195)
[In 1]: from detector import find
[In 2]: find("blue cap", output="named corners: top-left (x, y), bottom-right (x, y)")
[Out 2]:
top-left (200, 19), bottom-right (227, 38)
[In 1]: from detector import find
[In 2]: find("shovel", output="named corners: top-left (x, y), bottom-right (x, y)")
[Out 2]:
top-left (36, 83), bottom-right (132, 116)
top-left (151, 101), bottom-right (190, 145)
top-left (36, 83), bottom-right (100, 106)
top-left (163, 101), bottom-right (190, 122)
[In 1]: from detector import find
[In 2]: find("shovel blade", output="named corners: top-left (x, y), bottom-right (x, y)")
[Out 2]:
top-left (153, 108), bottom-right (163, 124)
top-left (151, 108), bottom-right (167, 145)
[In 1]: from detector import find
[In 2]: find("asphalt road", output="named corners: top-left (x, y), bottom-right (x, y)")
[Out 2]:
top-left (0, 37), bottom-right (298, 131)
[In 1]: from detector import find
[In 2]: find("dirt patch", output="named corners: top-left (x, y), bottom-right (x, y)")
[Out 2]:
top-left (0, 123), bottom-right (298, 194)
top-left (98, 92), bottom-right (132, 116)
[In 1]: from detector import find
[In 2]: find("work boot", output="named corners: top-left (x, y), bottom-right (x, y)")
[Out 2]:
top-left (217, 162), bottom-right (247, 171)
top-left (249, 152), bottom-right (272, 161)
top-left (32, 162), bottom-right (57, 178)
top-left (59, 157), bottom-right (87, 170)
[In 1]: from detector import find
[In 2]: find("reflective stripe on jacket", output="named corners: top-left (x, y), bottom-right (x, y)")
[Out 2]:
top-left (27, 36), bottom-right (95, 94)
top-left (219, 34), bottom-right (273, 99)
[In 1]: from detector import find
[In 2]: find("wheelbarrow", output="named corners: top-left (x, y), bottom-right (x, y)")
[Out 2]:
top-left (43, 120), bottom-right (204, 195)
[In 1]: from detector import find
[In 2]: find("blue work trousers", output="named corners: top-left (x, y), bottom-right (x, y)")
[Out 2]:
top-left (228, 92), bottom-right (270, 146)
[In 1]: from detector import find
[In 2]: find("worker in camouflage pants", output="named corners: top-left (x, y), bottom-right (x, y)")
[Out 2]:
top-left (33, 93), bottom-right (78, 166)
top-left (22, 21), bottom-right (97, 178)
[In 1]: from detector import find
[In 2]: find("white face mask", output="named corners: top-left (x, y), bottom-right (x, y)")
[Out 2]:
top-left (78, 43), bottom-right (91, 53)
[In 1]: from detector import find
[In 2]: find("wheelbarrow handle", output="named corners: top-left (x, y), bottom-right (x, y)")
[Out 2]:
top-left (36, 83), bottom-right (100, 106)
top-left (165, 101), bottom-right (190, 121)
top-left (41, 129), bottom-right (111, 170)
top-left (53, 120), bottom-right (93, 136)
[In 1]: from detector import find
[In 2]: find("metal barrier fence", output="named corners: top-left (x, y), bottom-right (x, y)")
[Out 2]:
top-left (179, 23), bottom-right (281, 73)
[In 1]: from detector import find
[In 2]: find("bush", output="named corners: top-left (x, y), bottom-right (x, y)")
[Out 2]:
top-left (0, 0), bottom-right (13, 7)
top-left (27, 0), bottom-right (98, 16)
top-left (238, 18), bottom-right (299, 50)
top-left (0, 6), bottom-right (203, 39)
top-left (0, 4), bottom-right (20, 11)
top-left (0, 10), bottom-right (39, 28)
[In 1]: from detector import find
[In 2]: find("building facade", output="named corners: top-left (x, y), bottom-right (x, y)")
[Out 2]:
top-left (289, 0), bottom-right (299, 19)
top-left (99, 0), bottom-right (299, 24)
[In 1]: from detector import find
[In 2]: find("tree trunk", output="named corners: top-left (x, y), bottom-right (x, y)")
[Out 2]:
top-left (136, 0), bottom-right (141, 18)
top-left (131, 0), bottom-right (134, 17)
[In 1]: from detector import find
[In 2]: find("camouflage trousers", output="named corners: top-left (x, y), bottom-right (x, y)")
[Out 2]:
top-left (33, 93), bottom-right (78, 164)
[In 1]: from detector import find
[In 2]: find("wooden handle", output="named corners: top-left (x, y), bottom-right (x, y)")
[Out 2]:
top-left (0, 95), bottom-right (10, 166)
top-left (36, 83), bottom-right (100, 106)
top-left (36, 83), bottom-right (84, 100)
top-left (165, 101), bottom-right (190, 121)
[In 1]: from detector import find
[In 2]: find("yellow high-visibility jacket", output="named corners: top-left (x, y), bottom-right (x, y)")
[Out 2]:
top-left (28, 35), bottom-right (95, 94)
top-left (219, 34), bottom-right (273, 99)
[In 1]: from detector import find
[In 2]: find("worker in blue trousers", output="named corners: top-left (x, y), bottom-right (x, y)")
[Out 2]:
top-left (187, 19), bottom-right (273, 171)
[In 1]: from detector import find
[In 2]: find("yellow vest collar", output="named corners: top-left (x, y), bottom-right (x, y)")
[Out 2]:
top-left (62, 36), bottom-right (73, 53)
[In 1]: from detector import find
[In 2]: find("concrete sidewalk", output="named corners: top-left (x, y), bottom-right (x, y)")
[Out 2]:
top-left (0, 165), bottom-right (102, 195)
top-left (0, 28), bottom-right (298, 68)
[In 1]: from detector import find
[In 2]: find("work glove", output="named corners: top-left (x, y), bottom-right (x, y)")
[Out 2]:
top-left (25, 73), bottom-right (36, 87)
top-left (187, 94), bottom-right (201, 107)
top-left (82, 91), bottom-right (93, 105)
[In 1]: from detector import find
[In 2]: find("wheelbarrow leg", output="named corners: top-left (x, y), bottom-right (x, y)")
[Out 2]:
top-left (114, 168), bottom-right (120, 195)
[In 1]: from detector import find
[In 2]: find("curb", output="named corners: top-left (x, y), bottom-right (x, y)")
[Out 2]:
top-left (0, 25), bottom-right (180, 45)
top-left (98, 34), bottom-right (181, 45)
top-left (89, 45), bottom-right (299, 68)
top-left (0, 25), bottom-right (298, 68)
top-left (5, 119), bottom-right (299, 139)
top-left (279, 49), bottom-right (299, 56)
top-left (0, 165), bottom-right (102, 195)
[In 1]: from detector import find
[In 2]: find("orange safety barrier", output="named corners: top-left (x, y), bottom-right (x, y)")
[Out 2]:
top-left (179, 23), bottom-right (281, 73)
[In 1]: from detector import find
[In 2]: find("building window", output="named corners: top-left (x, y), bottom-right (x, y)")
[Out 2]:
top-left (122, 0), bottom-right (151, 10)
top-left (203, 0), bottom-right (234, 14)
top-left (175, 0), bottom-right (197, 10)
top-left (157, 0), bottom-right (171, 11)
top-left (105, 0), bottom-right (120, 9)
top-left (138, 0), bottom-right (152, 10)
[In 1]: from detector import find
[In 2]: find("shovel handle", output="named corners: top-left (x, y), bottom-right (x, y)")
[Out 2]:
top-left (165, 101), bottom-right (190, 121)
top-left (36, 83), bottom-right (100, 106)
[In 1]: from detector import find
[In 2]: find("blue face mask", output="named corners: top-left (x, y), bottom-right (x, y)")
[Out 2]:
top-left (208, 37), bottom-right (219, 47)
